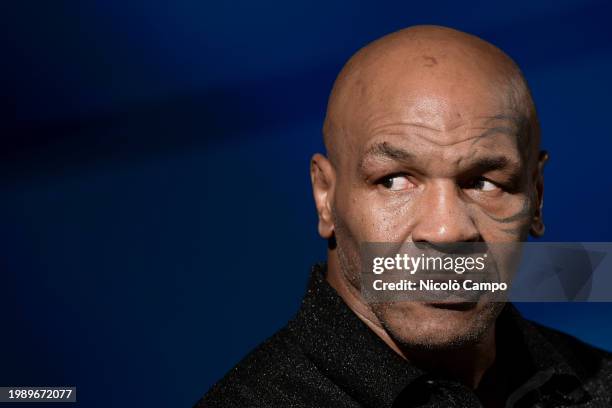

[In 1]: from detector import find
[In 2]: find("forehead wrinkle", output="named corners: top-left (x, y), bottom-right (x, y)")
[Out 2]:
top-left (367, 120), bottom-right (466, 135)
top-left (478, 113), bottom-right (530, 135)
top-left (368, 124), bottom-right (512, 149)
top-left (481, 113), bottom-right (525, 123)
top-left (468, 126), bottom-right (522, 148)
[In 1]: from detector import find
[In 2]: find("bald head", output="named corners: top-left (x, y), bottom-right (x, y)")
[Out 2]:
top-left (323, 25), bottom-right (539, 166)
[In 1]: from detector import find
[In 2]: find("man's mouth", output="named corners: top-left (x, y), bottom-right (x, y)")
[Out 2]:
top-left (425, 301), bottom-right (479, 311)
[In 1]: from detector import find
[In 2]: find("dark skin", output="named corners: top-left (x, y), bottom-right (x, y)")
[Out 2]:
top-left (310, 26), bottom-right (548, 398)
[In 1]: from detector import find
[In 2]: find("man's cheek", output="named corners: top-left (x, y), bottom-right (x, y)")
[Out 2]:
top-left (475, 217), bottom-right (530, 242)
top-left (472, 198), bottom-right (533, 241)
top-left (342, 190), bottom-right (417, 241)
top-left (363, 211), bottom-right (414, 242)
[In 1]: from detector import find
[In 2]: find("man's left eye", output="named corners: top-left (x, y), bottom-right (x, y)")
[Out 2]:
top-left (472, 178), bottom-right (500, 192)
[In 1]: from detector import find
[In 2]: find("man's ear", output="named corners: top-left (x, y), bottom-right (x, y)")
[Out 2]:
top-left (310, 153), bottom-right (336, 239)
top-left (530, 150), bottom-right (548, 238)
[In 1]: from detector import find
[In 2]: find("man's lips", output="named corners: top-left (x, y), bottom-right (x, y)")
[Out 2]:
top-left (425, 301), bottom-right (479, 311)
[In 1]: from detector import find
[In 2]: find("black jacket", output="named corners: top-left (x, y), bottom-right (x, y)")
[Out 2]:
top-left (197, 263), bottom-right (612, 407)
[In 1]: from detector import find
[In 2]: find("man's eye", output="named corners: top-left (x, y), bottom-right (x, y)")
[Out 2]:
top-left (379, 174), bottom-right (414, 191)
top-left (472, 178), bottom-right (500, 192)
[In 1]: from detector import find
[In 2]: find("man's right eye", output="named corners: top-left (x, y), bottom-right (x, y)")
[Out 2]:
top-left (378, 174), bottom-right (415, 191)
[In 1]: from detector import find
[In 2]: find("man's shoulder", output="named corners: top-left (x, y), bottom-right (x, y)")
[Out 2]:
top-left (195, 326), bottom-right (300, 407)
top-left (528, 319), bottom-right (612, 389)
top-left (194, 324), bottom-right (354, 408)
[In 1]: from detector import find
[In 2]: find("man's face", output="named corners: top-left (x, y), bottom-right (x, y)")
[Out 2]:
top-left (325, 67), bottom-right (541, 349)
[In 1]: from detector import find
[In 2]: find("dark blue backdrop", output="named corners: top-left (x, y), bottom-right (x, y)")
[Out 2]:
top-left (3, 1), bottom-right (612, 407)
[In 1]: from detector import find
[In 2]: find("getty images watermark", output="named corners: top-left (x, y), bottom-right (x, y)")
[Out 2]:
top-left (360, 242), bottom-right (612, 303)
top-left (371, 251), bottom-right (507, 294)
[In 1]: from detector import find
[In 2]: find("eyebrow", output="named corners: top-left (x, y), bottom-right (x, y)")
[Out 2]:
top-left (359, 142), bottom-right (521, 180)
top-left (359, 142), bottom-right (415, 170)
top-left (466, 156), bottom-right (512, 173)
top-left (359, 142), bottom-right (515, 169)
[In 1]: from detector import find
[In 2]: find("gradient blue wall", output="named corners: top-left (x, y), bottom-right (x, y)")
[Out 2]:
top-left (3, 1), bottom-right (612, 407)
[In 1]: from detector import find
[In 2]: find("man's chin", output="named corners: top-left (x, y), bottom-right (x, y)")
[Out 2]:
top-left (372, 301), bottom-right (503, 350)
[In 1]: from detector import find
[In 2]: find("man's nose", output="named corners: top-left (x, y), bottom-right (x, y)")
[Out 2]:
top-left (411, 180), bottom-right (480, 243)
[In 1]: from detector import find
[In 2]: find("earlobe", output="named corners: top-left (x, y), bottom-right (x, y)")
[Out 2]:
top-left (530, 216), bottom-right (545, 237)
top-left (310, 153), bottom-right (336, 239)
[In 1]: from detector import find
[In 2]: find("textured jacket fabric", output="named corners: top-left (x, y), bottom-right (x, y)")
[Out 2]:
top-left (197, 263), bottom-right (612, 407)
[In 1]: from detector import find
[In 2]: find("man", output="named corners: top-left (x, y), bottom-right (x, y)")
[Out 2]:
top-left (197, 26), bottom-right (612, 407)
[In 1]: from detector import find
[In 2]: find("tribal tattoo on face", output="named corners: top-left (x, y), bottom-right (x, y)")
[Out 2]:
top-left (469, 113), bottom-right (540, 240)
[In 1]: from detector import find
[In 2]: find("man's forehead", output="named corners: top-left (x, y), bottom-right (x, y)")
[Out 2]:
top-left (359, 97), bottom-right (516, 138)
top-left (350, 93), bottom-right (525, 153)
top-left (339, 63), bottom-right (520, 144)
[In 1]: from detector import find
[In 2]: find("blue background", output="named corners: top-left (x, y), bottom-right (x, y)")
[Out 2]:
top-left (3, 1), bottom-right (612, 407)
